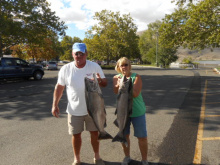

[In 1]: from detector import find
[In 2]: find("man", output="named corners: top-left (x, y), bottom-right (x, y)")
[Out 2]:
top-left (51, 43), bottom-right (107, 165)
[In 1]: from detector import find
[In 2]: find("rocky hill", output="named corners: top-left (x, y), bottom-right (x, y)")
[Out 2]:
top-left (176, 47), bottom-right (220, 62)
top-left (137, 31), bottom-right (220, 62)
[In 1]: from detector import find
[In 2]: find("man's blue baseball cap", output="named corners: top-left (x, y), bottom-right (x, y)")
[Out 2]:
top-left (72, 43), bottom-right (87, 53)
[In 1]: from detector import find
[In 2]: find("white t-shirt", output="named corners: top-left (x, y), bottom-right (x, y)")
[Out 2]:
top-left (57, 60), bottom-right (105, 116)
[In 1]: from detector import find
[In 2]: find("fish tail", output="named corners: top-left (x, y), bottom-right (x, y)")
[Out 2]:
top-left (98, 131), bottom-right (113, 140)
top-left (113, 119), bottom-right (119, 127)
top-left (112, 133), bottom-right (127, 146)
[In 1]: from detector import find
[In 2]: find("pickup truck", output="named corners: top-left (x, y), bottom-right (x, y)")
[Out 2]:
top-left (0, 57), bottom-right (44, 80)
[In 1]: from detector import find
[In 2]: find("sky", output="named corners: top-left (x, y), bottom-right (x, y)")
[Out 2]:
top-left (47, 0), bottom-right (177, 40)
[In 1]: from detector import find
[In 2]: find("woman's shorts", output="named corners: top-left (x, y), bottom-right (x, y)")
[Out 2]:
top-left (68, 114), bottom-right (98, 135)
top-left (124, 114), bottom-right (147, 138)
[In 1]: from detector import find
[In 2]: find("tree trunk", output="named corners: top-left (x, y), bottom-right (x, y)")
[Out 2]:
top-left (0, 36), bottom-right (3, 57)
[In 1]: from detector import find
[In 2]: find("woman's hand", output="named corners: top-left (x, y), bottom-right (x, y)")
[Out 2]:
top-left (113, 75), bottom-right (121, 94)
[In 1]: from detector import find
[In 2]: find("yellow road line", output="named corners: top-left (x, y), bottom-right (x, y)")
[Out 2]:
top-left (205, 115), bottom-right (220, 117)
top-left (206, 102), bottom-right (220, 104)
top-left (202, 137), bottom-right (220, 141)
top-left (207, 93), bottom-right (220, 96)
top-left (193, 80), bottom-right (208, 164)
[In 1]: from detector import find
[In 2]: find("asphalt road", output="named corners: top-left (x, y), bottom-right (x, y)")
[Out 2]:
top-left (0, 65), bottom-right (219, 165)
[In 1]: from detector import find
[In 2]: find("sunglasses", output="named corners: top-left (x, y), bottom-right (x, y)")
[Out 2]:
top-left (120, 64), bottom-right (128, 67)
top-left (75, 52), bottom-right (85, 56)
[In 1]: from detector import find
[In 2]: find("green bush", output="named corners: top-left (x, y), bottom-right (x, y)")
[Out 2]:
top-left (101, 65), bottom-right (115, 70)
top-left (182, 57), bottom-right (193, 64)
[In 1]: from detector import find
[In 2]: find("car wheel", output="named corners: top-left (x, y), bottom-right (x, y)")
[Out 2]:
top-left (34, 71), bottom-right (43, 80)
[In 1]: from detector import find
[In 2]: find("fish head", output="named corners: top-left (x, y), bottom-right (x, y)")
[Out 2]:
top-left (119, 75), bottom-right (132, 92)
top-left (84, 73), bottom-right (100, 92)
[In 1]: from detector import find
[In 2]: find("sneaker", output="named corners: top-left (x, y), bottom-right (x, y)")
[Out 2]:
top-left (141, 160), bottom-right (149, 165)
top-left (121, 156), bottom-right (131, 165)
top-left (72, 162), bottom-right (81, 165)
top-left (94, 158), bottom-right (105, 165)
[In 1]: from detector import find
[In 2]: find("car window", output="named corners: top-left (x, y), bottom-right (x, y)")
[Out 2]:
top-left (5, 59), bottom-right (16, 66)
top-left (49, 62), bottom-right (56, 64)
top-left (20, 60), bottom-right (28, 66)
top-left (15, 59), bottom-right (21, 66)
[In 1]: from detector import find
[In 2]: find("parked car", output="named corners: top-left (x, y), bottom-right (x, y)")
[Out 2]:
top-left (0, 57), bottom-right (44, 80)
top-left (46, 61), bottom-right (58, 70)
top-left (96, 60), bottom-right (102, 65)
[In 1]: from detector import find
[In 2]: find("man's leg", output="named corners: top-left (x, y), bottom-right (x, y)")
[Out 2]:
top-left (138, 137), bottom-right (148, 161)
top-left (90, 131), bottom-right (101, 160)
top-left (72, 133), bottom-right (82, 163)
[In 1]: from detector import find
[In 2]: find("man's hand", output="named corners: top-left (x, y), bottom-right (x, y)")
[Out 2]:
top-left (52, 106), bottom-right (60, 118)
top-left (96, 73), bottom-right (102, 83)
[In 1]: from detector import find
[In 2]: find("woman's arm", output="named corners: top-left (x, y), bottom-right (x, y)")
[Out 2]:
top-left (133, 74), bottom-right (142, 98)
top-left (113, 75), bottom-right (120, 94)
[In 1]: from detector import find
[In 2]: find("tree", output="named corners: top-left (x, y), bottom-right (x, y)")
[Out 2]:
top-left (10, 34), bottom-right (63, 62)
top-left (139, 20), bottom-right (162, 64)
top-left (85, 10), bottom-right (140, 64)
top-left (160, 0), bottom-right (220, 50)
top-left (158, 47), bottom-right (178, 68)
top-left (60, 36), bottom-right (82, 61)
top-left (0, 0), bottom-right (67, 57)
top-left (139, 20), bottom-right (178, 67)
top-left (172, 0), bottom-right (199, 6)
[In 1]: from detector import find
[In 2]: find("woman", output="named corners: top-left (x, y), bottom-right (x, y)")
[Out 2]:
top-left (113, 57), bottom-right (148, 165)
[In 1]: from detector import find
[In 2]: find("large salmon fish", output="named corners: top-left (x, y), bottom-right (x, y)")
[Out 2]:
top-left (112, 75), bottom-right (133, 146)
top-left (85, 73), bottom-right (112, 140)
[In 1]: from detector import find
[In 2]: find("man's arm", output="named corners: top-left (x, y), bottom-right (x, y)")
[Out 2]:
top-left (51, 83), bottom-right (65, 118)
top-left (99, 78), bottom-right (107, 87)
top-left (96, 73), bottom-right (107, 87)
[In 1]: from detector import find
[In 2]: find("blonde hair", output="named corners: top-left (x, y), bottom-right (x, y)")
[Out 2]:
top-left (115, 57), bottom-right (131, 73)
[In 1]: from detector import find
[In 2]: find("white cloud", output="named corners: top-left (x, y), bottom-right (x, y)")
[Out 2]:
top-left (47, 0), bottom-right (177, 33)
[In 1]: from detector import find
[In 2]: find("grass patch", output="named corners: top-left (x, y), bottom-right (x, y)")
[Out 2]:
top-left (137, 64), bottom-right (157, 67)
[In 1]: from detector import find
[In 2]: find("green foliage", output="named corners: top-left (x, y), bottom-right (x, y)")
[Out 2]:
top-left (85, 10), bottom-right (139, 64)
top-left (0, 0), bottom-right (67, 57)
top-left (139, 20), bottom-right (178, 66)
top-left (10, 34), bottom-right (62, 61)
top-left (100, 65), bottom-right (115, 70)
top-left (60, 36), bottom-right (82, 61)
top-left (139, 30), bottom-right (155, 63)
top-left (158, 47), bottom-right (178, 68)
top-left (171, 0), bottom-right (196, 6)
top-left (160, 0), bottom-right (220, 50)
top-left (182, 57), bottom-right (193, 64)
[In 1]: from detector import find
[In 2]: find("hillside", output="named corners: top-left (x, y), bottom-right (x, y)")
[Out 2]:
top-left (176, 47), bottom-right (220, 62)
top-left (137, 31), bottom-right (220, 62)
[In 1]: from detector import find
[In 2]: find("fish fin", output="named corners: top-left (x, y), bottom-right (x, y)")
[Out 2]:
top-left (98, 131), bottom-right (113, 140)
top-left (128, 80), bottom-right (133, 116)
top-left (113, 119), bottom-right (119, 127)
top-left (85, 79), bottom-right (91, 115)
top-left (104, 120), bottom-right (107, 128)
top-left (87, 109), bottom-right (93, 117)
top-left (98, 92), bottom-right (104, 98)
top-left (112, 132), bottom-right (127, 145)
top-left (117, 91), bottom-right (122, 100)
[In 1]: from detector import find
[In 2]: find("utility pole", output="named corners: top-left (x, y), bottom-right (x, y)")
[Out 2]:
top-left (156, 31), bottom-right (158, 67)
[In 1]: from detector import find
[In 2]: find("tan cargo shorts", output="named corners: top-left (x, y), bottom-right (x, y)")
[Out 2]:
top-left (68, 114), bottom-right (98, 135)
